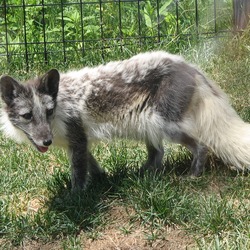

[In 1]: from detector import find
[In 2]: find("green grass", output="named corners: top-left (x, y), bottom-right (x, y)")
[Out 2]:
top-left (1, 33), bottom-right (250, 249)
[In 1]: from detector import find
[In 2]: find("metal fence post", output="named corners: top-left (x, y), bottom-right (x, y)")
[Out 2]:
top-left (233, 0), bottom-right (250, 31)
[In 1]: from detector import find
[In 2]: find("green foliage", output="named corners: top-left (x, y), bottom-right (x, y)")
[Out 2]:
top-left (0, 0), bottom-right (232, 72)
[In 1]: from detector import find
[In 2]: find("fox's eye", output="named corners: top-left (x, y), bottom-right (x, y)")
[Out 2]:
top-left (46, 109), bottom-right (53, 116)
top-left (21, 112), bottom-right (33, 120)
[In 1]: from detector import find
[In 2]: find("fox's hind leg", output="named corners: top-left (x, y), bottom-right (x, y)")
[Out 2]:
top-left (189, 144), bottom-right (208, 176)
top-left (140, 140), bottom-right (164, 174)
top-left (175, 133), bottom-right (208, 176)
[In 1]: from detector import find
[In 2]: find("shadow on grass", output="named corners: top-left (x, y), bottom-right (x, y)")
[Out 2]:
top-left (43, 154), bottom-right (247, 239)
top-left (44, 164), bottom-right (139, 236)
top-left (43, 156), bottom-right (189, 234)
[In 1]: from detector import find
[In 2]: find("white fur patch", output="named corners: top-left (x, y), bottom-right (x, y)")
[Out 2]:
top-left (83, 107), bottom-right (166, 151)
top-left (181, 75), bottom-right (250, 170)
top-left (0, 110), bottom-right (29, 143)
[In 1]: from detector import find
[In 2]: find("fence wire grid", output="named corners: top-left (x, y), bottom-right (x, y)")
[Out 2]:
top-left (0, 0), bottom-right (233, 71)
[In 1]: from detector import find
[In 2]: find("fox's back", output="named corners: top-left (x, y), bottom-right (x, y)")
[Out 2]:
top-left (57, 52), bottom-right (199, 125)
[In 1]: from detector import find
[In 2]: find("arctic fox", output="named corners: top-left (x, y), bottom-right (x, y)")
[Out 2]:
top-left (0, 51), bottom-right (249, 190)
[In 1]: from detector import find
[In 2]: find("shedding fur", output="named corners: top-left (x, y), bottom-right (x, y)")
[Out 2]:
top-left (0, 51), bottom-right (249, 190)
top-left (181, 75), bottom-right (250, 169)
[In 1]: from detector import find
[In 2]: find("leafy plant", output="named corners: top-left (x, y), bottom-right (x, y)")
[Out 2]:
top-left (0, 0), bottom-right (233, 72)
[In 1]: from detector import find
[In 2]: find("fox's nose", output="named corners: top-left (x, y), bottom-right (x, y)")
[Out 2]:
top-left (43, 139), bottom-right (52, 146)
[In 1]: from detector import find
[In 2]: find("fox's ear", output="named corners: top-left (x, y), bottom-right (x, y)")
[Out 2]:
top-left (38, 69), bottom-right (60, 99)
top-left (0, 75), bottom-right (23, 106)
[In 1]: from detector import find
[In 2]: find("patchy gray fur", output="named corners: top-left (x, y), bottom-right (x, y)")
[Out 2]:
top-left (1, 51), bottom-right (250, 190)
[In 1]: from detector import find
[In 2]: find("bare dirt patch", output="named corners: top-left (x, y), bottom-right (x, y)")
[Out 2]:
top-left (84, 226), bottom-right (194, 250)
top-left (8, 205), bottom-right (195, 250)
top-left (83, 205), bottom-right (195, 250)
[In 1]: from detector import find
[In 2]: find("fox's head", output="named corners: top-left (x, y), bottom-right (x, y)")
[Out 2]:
top-left (0, 69), bottom-right (59, 153)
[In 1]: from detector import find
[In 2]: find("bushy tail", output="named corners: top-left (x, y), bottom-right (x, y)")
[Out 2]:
top-left (183, 75), bottom-right (250, 170)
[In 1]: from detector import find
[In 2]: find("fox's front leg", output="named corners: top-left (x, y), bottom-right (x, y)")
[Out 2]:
top-left (66, 119), bottom-right (89, 190)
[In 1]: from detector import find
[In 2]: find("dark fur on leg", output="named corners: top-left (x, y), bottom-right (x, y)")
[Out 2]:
top-left (66, 118), bottom-right (89, 190)
top-left (189, 144), bottom-right (208, 176)
top-left (140, 141), bottom-right (164, 174)
top-left (178, 133), bottom-right (208, 176)
top-left (164, 130), bottom-right (208, 176)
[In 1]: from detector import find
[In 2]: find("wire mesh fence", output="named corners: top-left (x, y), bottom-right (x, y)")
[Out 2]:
top-left (0, 0), bottom-right (233, 71)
